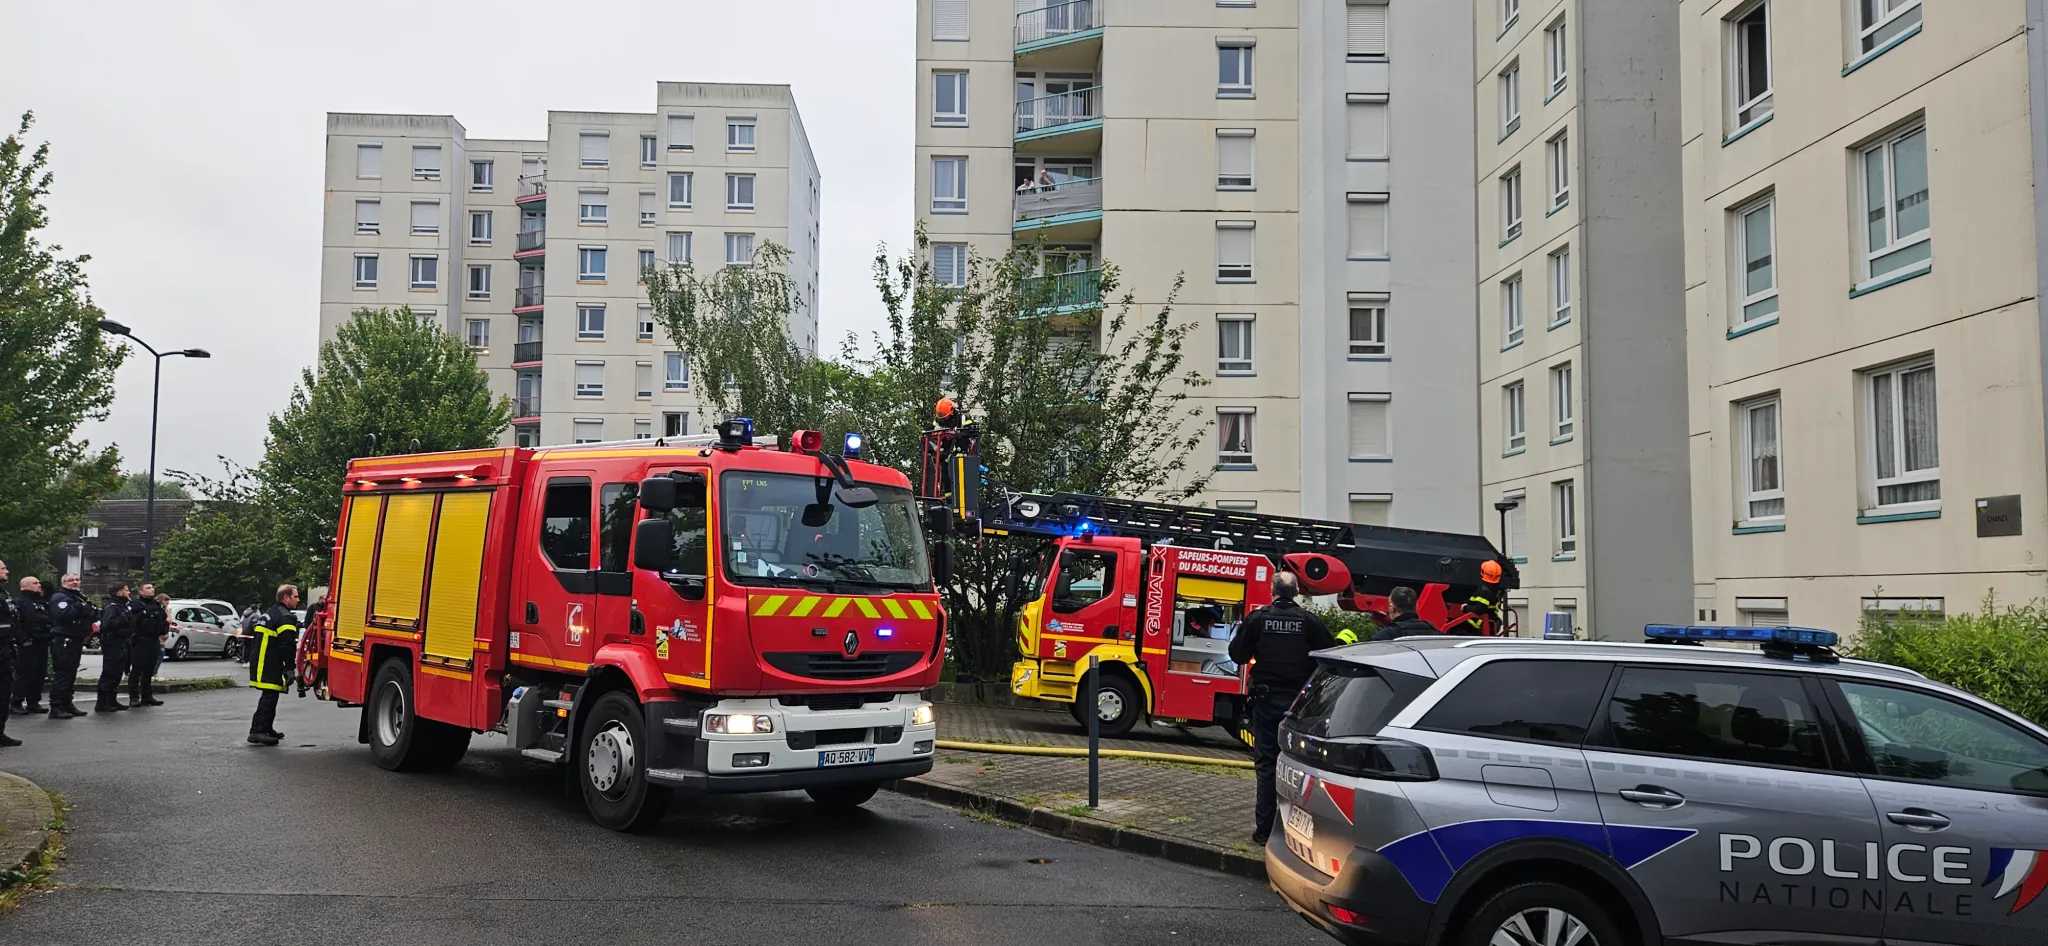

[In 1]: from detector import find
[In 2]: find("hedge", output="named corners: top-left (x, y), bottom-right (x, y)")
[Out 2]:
top-left (1846, 595), bottom-right (2048, 727)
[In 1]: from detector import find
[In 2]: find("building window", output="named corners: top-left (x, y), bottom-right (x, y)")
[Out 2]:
top-left (934, 242), bottom-right (969, 287)
top-left (579, 132), bottom-right (607, 168)
top-left (1549, 248), bottom-right (1571, 327)
top-left (1554, 479), bottom-right (1577, 557)
top-left (1499, 60), bottom-right (1521, 137)
top-left (1502, 0), bottom-right (1520, 31)
top-left (1856, 0), bottom-right (1921, 54)
top-left (632, 419), bottom-right (651, 440)
top-left (465, 319), bottom-right (490, 352)
top-left (1348, 393), bottom-right (1391, 460)
top-left (727, 120), bottom-right (756, 152)
top-left (577, 304), bottom-right (606, 340)
top-left (354, 199), bottom-right (379, 234)
top-left (1349, 304), bottom-right (1387, 356)
top-left (356, 143), bottom-right (381, 179)
top-left (412, 145), bottom-right (441, 180)
top-left (668, 172), bottom-right (693, 210)
top-left (471, 159), bottom-right (494, 191)
top-left (1865, 357), bottom-right (1938, 510)
top-left (638, 248), bottom-right (656, 279)
top-left (1502, 273), bottom-right (1525, 346)
top-left (1551, 361), bottom-right (1574, 440)
top-left (635, 361), bottom-right (653, 399)
top-left (579, 190), bottom-right (607, 225)
top-left (726, 173), bottom-right (756, 211)
top-left (1505, 382), bottom-right (1527, 451)
top-left (664, 352), bottom-right (689, 390)
top-left (409, 255), bottom-right (438, 290)
top-left (1503, 489), bottom-right (1528, 558)
top-left (1346, 1), bottom-right (1389, 60)
top-left (640, 135), bottom-right (657, 168)
top-left (1217, 315), bottom-right (1254, 375)
top-left (353, 254), bottom-right (378, 289)
top-left (514, 427), bottom-right (539, 448)
top-left (1349, 494), bottom-right (1392, 526)
top-left (933, 71), bottom-right (968, 125)
top-left (932, 0), bottom-right (968, 40)
top-left (639, 192), bottom-right (656, 226)
top-left (1346, 194), bottom-right (1388, 259)
top-left (725, 232), bottom-right (755, 267)
top-left (1729, 2), bottom-right (1773, 130)
top-left (1501, 166), bottom-right (1524, 242)
top-left (575, 362), bottom-right (604, 399)
top-left (1546, 132), bottom-right (1569, 209)
top-left (1734, 195), bottom-right (1778, 326)
top-left (578, 246), bottom-right (607, 281)
top-left (931, 156), bottom-right (967, 212)
top-left (1347, 98), bottom-right (1388, 159)
top-left (573, 419), bottom-right (602, 443)
top-left (1545, 16), bottom-right (1567, 96)
top-left (666, 232), bottom-right (692, 264)
top-left (1217, 42), bottom-right (1254, 97)
top-left (1217, 130), bottom-right (1254, 189)
top-left (667, 114), bottom-right (694, 151)
top-left (663, 412), bottom-right (688, 437)
top-left (1218, 409), bottom-right (1255, 466)
top-left (469, 210), bottom-right (492, 245)
top-left (638, 306), bottom-right (655, 341)
top-left (1216, 222), bottom-right (1254, 281)
top-left (467, 264), bottom-right (491, 300)
top-left (1860, 123), bottom-right (1931, 283)
top-left (410, 200), bottom-right (438, 235)
top-left (1740, 396), bottom-right (1784, 522)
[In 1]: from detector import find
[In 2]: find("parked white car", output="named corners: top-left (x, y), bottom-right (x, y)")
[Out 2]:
top-left (183, 599), bottom-right (243, 633)
top-left (166, 600), bottom-right (239, 660)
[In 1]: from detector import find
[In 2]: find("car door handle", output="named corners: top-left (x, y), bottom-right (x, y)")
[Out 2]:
top-left (1886, 809), bottom-right (1951, 831)
top-left (1619, 785), bottom-right (1686, 809)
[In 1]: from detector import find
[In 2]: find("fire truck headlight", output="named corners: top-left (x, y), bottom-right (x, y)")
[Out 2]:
top-left (908, 704), bottom-right (936, 727)
top-left (705, 713), bottom-right (775, 734)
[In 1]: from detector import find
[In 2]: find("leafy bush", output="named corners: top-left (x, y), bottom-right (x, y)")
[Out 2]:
top-left (1846, 593), bottom-right (2048, 726)
top-left (1308, 605), bottom-right (1381, 643)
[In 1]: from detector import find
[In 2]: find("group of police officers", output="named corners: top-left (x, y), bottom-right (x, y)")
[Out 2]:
top-left (0, 559), bottom-right (177, 746)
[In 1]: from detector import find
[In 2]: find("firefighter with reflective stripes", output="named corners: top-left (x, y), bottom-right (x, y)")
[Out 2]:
top-left (246, 584), bottom-right (301, 746)
top-left (1455, 560), bottom-right (1506, 634)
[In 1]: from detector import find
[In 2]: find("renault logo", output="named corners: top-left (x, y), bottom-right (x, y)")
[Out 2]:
top-left (842, 629), bottom-right (860, 658)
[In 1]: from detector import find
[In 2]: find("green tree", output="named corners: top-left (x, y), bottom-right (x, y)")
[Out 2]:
top-left (0, 111), bottom-right (126, 572)
top-left (105, 471), bottom-right (192, 500)
top-left (256, 307), bottom-right (510, 572)
top-left (152, 468), bottom-right (304, 607)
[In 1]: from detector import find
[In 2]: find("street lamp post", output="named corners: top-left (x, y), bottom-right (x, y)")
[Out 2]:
top-left (98, 320), bottom-right (210, 583)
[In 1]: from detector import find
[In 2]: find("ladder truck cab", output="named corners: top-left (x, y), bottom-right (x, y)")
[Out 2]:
top-left (921, 413), bottom-right (1517, 741)
top-left (309, 421), bottom-right (943, 832)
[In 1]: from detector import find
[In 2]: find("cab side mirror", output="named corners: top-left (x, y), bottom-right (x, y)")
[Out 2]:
top-left (638, 477), bottom-right (678, 512)
top-left (931, 541), bottom-right (953, 585)
top-left (633, 518), bottom-right (674, 571)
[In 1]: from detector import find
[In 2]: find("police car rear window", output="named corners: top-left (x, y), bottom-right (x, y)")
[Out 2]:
top-left (1289, 662), bottom-right (1431, 738)
top-left (1419, 659), bottom-right (1614, 747)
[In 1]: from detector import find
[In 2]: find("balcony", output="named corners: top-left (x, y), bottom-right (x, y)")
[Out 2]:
top-left (1014, 177), bottom-right (1103, 241)
top-left (512, 395), bottom-right (541, 421)
top-left (1023, 269), bottom-right (1103, 316)
top-left (1016, 85), bottom-right (1102, 153)
top-left (514, 228), bottom-right (545, 258)
top-left (511, 341), bottom-right (543, 366)
top-left (1016, 0), bottom-right (1102, 66)
top-left (513, 285), bottom-right (545, 312)
top-left (515, 174), bottom-right (547, 206)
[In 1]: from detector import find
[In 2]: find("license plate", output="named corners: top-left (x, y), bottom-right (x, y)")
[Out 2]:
top-left (817, 748), bottom-right (875, 767)
top-left (1283, 801), bottom-right (1316, 842)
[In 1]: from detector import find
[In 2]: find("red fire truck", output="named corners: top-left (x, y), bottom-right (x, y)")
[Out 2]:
top-left (308, 421), bottom-right (943, 831)
top-left (921, 419), bottom-right (1516, 740)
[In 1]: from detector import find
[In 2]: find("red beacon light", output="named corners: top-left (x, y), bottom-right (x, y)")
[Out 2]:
top-left (791, 429), bottom-right (825, 452)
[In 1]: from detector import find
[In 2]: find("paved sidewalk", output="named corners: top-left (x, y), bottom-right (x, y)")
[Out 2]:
top-left (0, 770), bottom-right (55, 878)
top-left (938, 701), bottom-right (1250, 760)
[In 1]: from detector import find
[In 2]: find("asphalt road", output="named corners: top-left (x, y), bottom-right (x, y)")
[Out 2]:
top-left (0, 688), bottom-right (1324, 946)
top-left (78, 652), bottom-right (240, 683)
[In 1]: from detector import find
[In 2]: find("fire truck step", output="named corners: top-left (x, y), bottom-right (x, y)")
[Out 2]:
top-left (541, 699), bottom-right (574, 711)
top-left (520, 748), bottom-right (564, 764)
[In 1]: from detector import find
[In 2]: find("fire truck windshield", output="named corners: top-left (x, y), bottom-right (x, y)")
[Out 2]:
top-left (719, 472), bottom-right (930, 590)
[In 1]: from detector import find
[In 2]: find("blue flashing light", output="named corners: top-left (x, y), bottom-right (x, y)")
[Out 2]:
top-left (876, 626), bottom-right (894, 639)
top-left (844, 432), bottom-right (865, 459)
top-left (1644, 624), bottom-right (1840, 648)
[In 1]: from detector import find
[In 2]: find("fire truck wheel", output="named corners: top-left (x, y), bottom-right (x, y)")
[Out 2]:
top-left (805, 782), bottom-right (880, 809)
top-left (578, 690), bottom-right (672, 832)
top-left (1068, 671), bottom-right (1142, 738)
top-left (367, 658), bottom-right (470, 772)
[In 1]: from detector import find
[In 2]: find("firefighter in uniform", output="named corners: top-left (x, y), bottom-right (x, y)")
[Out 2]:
top-left (1228, 570), bottom-right (1336, 845)
top-left (247, 584), bottom-right (301, 746)
top-left (0, 561), bottom-right (20, 746)
top-left (12, 576), bottom-right (50, 716)
top-left (1456, 560), bottom-right (1507, 634)
top-left (46, 574), bottom-right (93, 718)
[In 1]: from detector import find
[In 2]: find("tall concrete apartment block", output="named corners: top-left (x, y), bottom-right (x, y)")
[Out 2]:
top-left (1476, 0), bottom-right (1691, 638)
top-left (320, 83), bottom-right (821, 447)
top-left (914, 0), bottom-right (1479, 527)
top-left (1683, 0), bottom-right (2048, 632)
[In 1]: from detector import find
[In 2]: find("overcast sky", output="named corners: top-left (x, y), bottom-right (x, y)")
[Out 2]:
top-left (6, 0), bottom-right (912, 483)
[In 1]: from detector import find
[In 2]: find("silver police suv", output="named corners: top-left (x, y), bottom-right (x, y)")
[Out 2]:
top-left (1267, 625), bottom-right (2048, 946)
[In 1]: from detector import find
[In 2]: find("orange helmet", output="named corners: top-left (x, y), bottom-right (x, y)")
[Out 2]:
top-left (935, 397), bottom-right (957, 418)
top-left (1480, 560), bottom-right (1504, 583)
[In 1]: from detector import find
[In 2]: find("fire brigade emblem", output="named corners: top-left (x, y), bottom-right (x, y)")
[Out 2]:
top-left (655, 623), bottom-right (671, 659)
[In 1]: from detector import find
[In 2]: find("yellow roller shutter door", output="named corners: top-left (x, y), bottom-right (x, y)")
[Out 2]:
top-left (423, 491), bottom-right (492, 661)
top-left (371, 493), bottom-right (435, 628)
top-left (335, 496), bottom-right (383, 641)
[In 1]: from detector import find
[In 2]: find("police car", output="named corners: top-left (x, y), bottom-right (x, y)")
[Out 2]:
top-left (1266, 625), bottom-right (2048, 946)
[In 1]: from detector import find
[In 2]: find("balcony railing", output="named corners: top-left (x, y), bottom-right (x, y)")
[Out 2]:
top-left (1015, 177), bottom-right (1102, 223)
top-left (1017, 0), bottom-right (1101, 47)
top-left (511, 341), bottom-right (543, 365)
top-left (514, 286), bottom-right (544, 309)
top-left (1017, 86), bottom-right (1101, 134)
top-left (1024, 269), bottom-right (1103, 313)
top-left (512, 395), bottom-right (540, 419)
top-left (516, 228), bottom-right (545, 253)
top-left (518, 174), bottom-right (547, 199)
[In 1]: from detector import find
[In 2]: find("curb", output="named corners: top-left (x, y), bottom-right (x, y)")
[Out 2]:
top-left (0, 771), bottom-right (55, 883)
top-left (71, 676), bottom-right (237, 694)
top-left (887, 777), bottom-right (1266, 880)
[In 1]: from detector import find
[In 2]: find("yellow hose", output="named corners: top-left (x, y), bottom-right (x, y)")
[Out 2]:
top-left (935, 738), bottom-right (1255, 769)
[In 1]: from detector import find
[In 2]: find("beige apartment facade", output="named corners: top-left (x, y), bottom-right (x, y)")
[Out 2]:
top-left (1682, 0), bottom-right (2048, 633)
top-left (320, 83), bottom-right (821, 448)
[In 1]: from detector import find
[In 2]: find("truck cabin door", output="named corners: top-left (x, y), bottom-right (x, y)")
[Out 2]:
top-left (1042, 542), bottom-right (1138, 666)
top-left (515, 474), bottom-right (598, 670)
top-left (633, 466), bottom-right (712, 685)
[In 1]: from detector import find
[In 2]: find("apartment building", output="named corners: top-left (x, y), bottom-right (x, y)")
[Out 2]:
top-left (1684, 0), bottom-right (2048, 632)
top-left (319, 83), bottom-right (821, 447)
top-left (1476, 0), bottom-right (1692, 638)
top-left (913, 0), bottom-right (1479, 527)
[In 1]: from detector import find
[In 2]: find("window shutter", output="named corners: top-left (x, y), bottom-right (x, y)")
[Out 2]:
top-left (1347, 2), bottom-right (1389, 58)
top-left (635, 362), bottom-right (652, 396)
top-left (575, 363), bottom-right (602, 387)
top-left (1507, 501), bottom-right (1527, 555)
top-left (411, 201), bottom-right (436, 231)
top-left (639, 192), bottom-right (656, 216)
top-left (356, 200), bottom-right (378, 228)
top-left (1348, 102), bottom-right (1388, 158)
top-left (1348, 500), bottom-right (1389, 527)
top-left (933, 0), bottom-right (969, 40)
top-left (1349, 397), bottom-right (1389, 457)
top-left (1218, 135), bottom-right (1253, 181)
top-left (356, 144), bottom-right (381, 178)
top-left (413, 145), bottom-right (440, 175)
top-left (668, 115), bottom-right (693, 149)
top-left (580, 133), bottom-right (607, 164)
top-left (1347, 198), bottom-right (1388, 258)
top-left (1219, 228), bottom-right (1253, 268)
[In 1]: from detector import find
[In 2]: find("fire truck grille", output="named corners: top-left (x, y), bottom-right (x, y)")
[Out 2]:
top-left (764, 651), bottom-right (922, 681)
top-left (778, 693), bottom-right (890, 711)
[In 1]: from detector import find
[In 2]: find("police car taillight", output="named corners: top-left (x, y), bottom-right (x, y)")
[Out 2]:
top-left (1281, 729), bottom-right (1437, 782)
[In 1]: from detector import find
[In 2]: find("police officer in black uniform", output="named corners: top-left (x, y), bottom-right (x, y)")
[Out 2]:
top-left (1228, 569), bottom-right (1336, 844)
top-left (247, 584), bottom-right (301, 746)
top-left (12, 576), bottom-right (50, 716)
top-left (46, 574), bottom-right (93, 718)
top-left (95, 582), bottom-right (135, 713)
top-left (0, 562), bottom-right (20, 746)
top-left (128, 584), bottom-right (167, 707)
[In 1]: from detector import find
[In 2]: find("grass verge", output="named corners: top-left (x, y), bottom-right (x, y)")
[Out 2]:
top-left (0, 792), bottom-right (68, 914)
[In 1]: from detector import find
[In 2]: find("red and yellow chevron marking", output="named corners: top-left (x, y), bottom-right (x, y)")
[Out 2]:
top-left (747, 592), bottom-right (935, 621)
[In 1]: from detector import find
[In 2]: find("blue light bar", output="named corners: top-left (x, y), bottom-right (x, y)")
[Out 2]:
top-left (1644, 624), bottom-right (1839, 647)
top-left (844, 432), bottom-right (865, 459)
